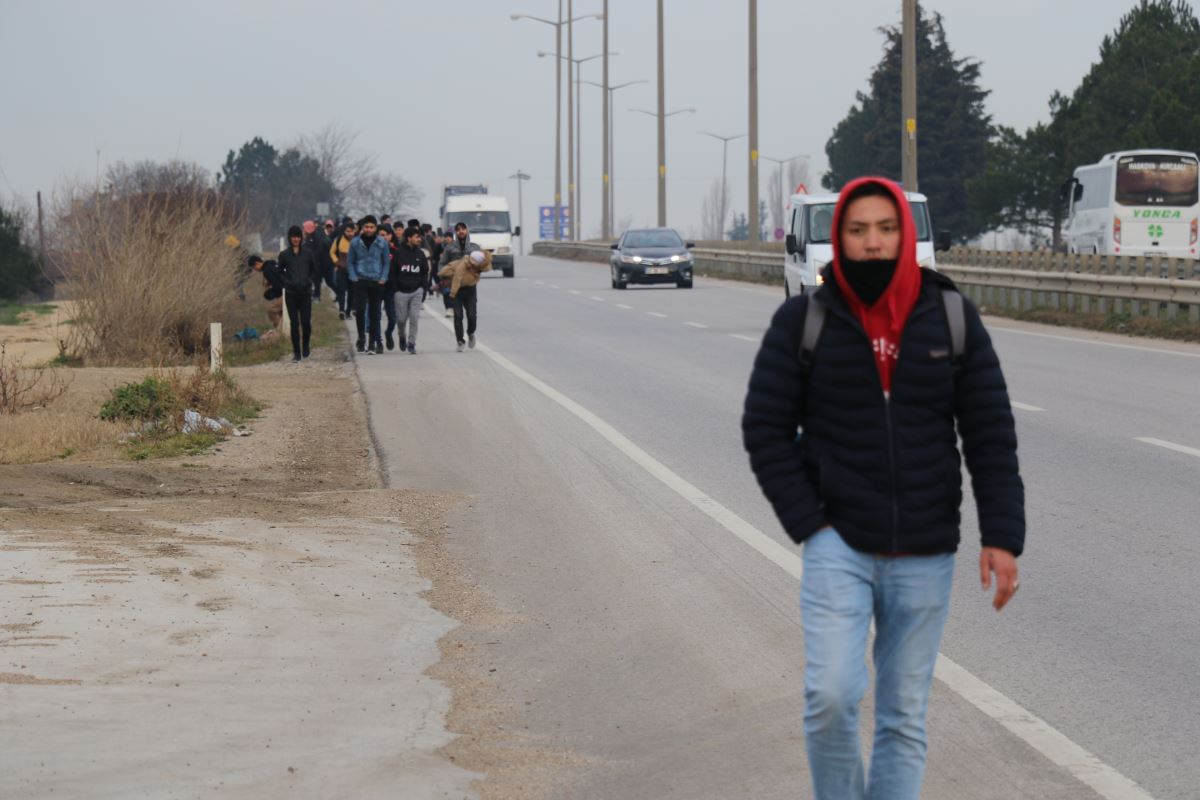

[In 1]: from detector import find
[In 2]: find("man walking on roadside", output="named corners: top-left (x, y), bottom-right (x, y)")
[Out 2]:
top-left (438, 222), bottom-right (486, 352)
top-left (741, 177), bottom-right (1025, 800)
top-left (393, 225), bottom-right (430, 354)
top-left (278, 225), bottom-right (316, 362)
top-left (330, 218), bottom-right (357, 320)
top-left (347, 214), bottom-right (390, 355)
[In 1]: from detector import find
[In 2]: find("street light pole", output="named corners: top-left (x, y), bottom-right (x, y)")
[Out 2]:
top-left (700, 131), bottom-right (746, 239)
top-left (656, 0), bottom-right (666, 226)
top-left (748, 0), bottom-right (760, 244)
top-left (510, 170), bottom-right (531, 255)
top-left (902, 0), bottom-right (918, 191)
top-left (602, 0), bottom-right (610, 239)
top-left (761, 153), bottom-right (809, 238)
top-left (567, 0), bottom-right (575, 240)
top-left (512, 9), bottom-right (603, 242)
top-left (585, 78), bottom-right (647, 235)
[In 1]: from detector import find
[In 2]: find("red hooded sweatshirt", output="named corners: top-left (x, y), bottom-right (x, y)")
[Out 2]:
top-left (830, 177), bottom-right (922, 394)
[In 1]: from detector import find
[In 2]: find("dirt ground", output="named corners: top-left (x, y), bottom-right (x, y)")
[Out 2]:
top-left (0, 312), bottom-right (552, 797)
top-left (0, 301), bottom-right (75, 364)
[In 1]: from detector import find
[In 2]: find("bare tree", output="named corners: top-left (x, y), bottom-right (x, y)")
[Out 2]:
top-left (767, 167), bottom-right (786, 236)
top-left (295, 122), bottom-right (376, 205)
top-left (699, 179), bottom-right (727, 240)
top-left (343, 173), bottom-right (423, 219)
top-left (105, 159), bottom-right (211, 196)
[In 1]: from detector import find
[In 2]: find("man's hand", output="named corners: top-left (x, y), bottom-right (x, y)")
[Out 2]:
top-left (980, 547), bottom-right (1019, 611)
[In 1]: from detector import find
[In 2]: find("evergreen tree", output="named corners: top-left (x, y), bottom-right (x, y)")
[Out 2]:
top-left (823, 5), bottom-right (992, 242)
top-left (0, 204), bottom-right (39, 301)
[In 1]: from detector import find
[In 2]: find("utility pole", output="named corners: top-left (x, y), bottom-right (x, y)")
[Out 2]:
top-left (601, 0), bottom-right (610, 239)
top-left (656, 0), bottom-right (667, 226)
top-left (510, 170), bottom-right (532, 255)
top-left (567, 0), bottom-right (575, 240)
top-left (36, 191), bottom-right (46, 276)
top-left (748, 0), bottom-right (760, 245)
top-left (901, 0), bottom-right (918, 191)
top-left (555, 1), bottom-right (563, 239)
top-left (585, 78), bottom-right (648, 235)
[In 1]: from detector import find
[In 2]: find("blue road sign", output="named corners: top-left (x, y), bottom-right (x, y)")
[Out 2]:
top-left (538, 206), bottom-right (572, 239)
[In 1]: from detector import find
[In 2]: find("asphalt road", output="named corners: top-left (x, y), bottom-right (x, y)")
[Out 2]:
top-left (359, 254), bottom-right (1200, 799)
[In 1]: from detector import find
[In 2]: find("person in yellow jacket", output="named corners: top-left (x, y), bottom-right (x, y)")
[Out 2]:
top-left (329, 218), bottom-right (357, 319)
top-left (437, 247), bottom-right (492, 352)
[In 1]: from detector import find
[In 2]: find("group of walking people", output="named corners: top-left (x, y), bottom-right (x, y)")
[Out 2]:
top-left (249, 214), bottom-right (491, 361)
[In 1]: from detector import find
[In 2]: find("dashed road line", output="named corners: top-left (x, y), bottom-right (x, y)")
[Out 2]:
top-left (617, 304), bottom-right (634, 310)
top-left (590, 296), bottom-right (605, 302)
top-left (684, 321), bottom-right (708, 329)
top-left (569, 290), bottom-right (583, 296)
top-left (730, 334), bottom-right (759, 343)
top-left (648, 312), bottom-right (668, 318)
top-left (1011, 402), bottom-right (1045, 412)
top-left (1135, 437), bottom-right (1200, 460)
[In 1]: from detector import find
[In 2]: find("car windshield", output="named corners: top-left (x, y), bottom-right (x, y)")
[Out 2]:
top-left (1116, 155), bottom-right (1199, 207)
top-left (623, 230), bottom-right (684, 249)
top-left (445, 211), bottom-right (511, 233)
top-left (804, 201), bottom-right (931, 243)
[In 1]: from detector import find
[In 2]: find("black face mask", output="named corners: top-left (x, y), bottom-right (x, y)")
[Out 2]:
top-left (840, 258), bottom-right (897, 307)
top-left (361, 232), bottom-right (377, 246)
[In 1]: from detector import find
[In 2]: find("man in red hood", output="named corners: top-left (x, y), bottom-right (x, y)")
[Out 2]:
top-left (743, 177), bottom-right (1024, 799)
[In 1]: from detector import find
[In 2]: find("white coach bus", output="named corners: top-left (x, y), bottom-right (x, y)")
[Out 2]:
top-left (1063, 149), bottom-right (1200, 258)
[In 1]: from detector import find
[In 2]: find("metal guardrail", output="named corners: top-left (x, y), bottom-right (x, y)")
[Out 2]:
top-left (531, 242), bottom-right (1200, 322)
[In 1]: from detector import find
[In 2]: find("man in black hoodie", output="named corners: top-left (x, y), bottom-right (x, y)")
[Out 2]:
top-left (393, 226), bottom-right (430, 354)
top-left (278, 225), bottom-right (315, 362)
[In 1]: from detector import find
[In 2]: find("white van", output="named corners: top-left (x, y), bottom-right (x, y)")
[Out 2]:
top-left (1062, 150), bottom-right (1199, 258)
top-left (783, 191), bottom-right (937, 297)
top-left (443, 194), bottom-right (521, 277)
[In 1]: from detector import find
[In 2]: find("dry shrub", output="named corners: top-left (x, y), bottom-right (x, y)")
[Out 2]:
top-left (0, 343), bottom-right (71, 414)
top-left (56, 183), bottom-right (248, 365)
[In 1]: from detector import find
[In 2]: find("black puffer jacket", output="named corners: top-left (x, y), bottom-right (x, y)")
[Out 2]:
top-left (277, 245), bottom-right (316, 293)
top-left (742, 268), bottom-right (1025, 556)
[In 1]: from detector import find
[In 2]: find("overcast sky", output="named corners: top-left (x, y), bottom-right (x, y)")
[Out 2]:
top-left (0, 0), bottom-right (1149, 240)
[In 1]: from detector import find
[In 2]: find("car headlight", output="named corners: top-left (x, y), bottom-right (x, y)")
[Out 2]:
top-left (495, 246), bottom-right (511, 255)
top-left (621, 255), bottom-right (643, 263)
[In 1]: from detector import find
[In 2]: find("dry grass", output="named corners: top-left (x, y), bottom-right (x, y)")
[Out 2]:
top-left (0, 344), bottom-right (71, 414)
top-left (55, 184), bottom-right (248, 365)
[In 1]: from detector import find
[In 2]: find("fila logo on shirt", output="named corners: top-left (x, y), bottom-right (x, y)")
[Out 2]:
top-left (872, 337), bottom-right (899, 362)
top-left (398, 263), bottom-right (422, 273)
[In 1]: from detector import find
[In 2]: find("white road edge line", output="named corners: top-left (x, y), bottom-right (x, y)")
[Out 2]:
top-left (731, 334), bottom-right (759, 343)
top-left (648, 312), bottom-right (668, 318)
top-left (1135, 437), bottom-right (1200, 460)
top-left (421, 304), bottom-right (1155, 800)
top-left (989, 325), bottom-right (1200, 359)
top-left (1011, 401), bottom-right (1045, 412)
top-left (684, 321), bottom-right (707, 329)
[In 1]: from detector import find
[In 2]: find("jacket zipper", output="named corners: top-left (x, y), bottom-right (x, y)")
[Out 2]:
top-left (883, 393), bottom-right (899, 553)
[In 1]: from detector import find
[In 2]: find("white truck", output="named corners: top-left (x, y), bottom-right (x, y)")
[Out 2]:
top-left (443, 194), bottom-right (520, 278)
top-left (783, 191), bottom-right (938, 297)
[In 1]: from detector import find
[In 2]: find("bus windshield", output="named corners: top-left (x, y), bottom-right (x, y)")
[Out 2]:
top-left (1115, 155), bottom-right (1199, 207)
top-left (804, 201), bottom-right (931, 243)
top-left (445, 211), bottom-right (511, 233)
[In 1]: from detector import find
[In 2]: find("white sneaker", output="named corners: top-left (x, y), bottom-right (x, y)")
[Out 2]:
top-left (456, 342), bottom-right (465, 353)
top-left (444, 310), bottom-right (453, 318)
top-left (468, 334), bottom-right (476, 349)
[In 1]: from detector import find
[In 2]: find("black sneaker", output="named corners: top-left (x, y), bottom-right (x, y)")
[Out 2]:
top-left (356, 340), bottom-right (365, 353)
top-left (398, 336), bottom-right (407, 352)
top-left (339, 311), bottom-right (346, 320)
top-left (407, 342), bottom-right (416, 355)
top-left (385, 333), bottom-right (394, 351)
top-left (372, 342), bottom-right (384, 355)
top-left (302, 347), bottom-right (310, 359)
top-left (291, 354), bottom-right (301, 363)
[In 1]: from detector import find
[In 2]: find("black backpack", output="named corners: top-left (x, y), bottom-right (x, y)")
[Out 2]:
top-left (798, 288), bottom-right (966, 406)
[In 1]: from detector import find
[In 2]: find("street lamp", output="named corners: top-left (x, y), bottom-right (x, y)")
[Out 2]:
top-left (631, 107), bottom-right (695, 227)
top-left (700, 131), bottom-right (746, 239)
top-left (761, 153), bottom-right (809, 238)
top-left (540, 50), bottom-right (618, 240)
top-left (583, 78), bottom-right (647, 235)
top-left (512, 8), bottom-right (604, 241)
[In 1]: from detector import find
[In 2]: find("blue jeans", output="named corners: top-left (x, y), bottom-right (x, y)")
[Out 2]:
top-left (801, 527), bottom-right (954, 800)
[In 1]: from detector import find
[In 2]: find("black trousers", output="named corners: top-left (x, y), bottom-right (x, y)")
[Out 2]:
top-left (354, 281), bottom-right (385, 346)
top-left (452, 285), bottom-right (478, 343)
top-left (335, 270), bottom-right (351, 313)
top-left (383, 289), bottom-right (397, 337)
top-left (310, 266), bottom-right (323, 299)
top-left (284, 289), bottom-right (312, 357)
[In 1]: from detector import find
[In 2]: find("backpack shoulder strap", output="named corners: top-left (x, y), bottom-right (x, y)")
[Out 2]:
top-left (940, 288), bottom-right (966, 372)
top-left (798, 295), bottom-right (826, 369)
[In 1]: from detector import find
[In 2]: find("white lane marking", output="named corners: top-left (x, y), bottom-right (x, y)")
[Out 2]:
top-left (422, 308), bottom-right (1155, 800)
top-left (1136, 437), bottom-right (1200, 460)
top-left (591, 296), bottom-right (605, 302)
top-left (550, 284), bottom-right (561, 289)
top-left (1011, 401), bottom-right (1045, 412)
top-left (569, 290), bottom-right (583, 295)
top-left (684, 321), bottom-right (708, 329)
top-left (648, 312), bottom-right (668, 318)
top-left (731, 334), bottom-right (759, 343)
top-left (617, 304), bottom-right (634, 310)
top-left (989, 325), bottom-right (1200, 359)
top-left (535, 281), bottom-right (545, 285)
